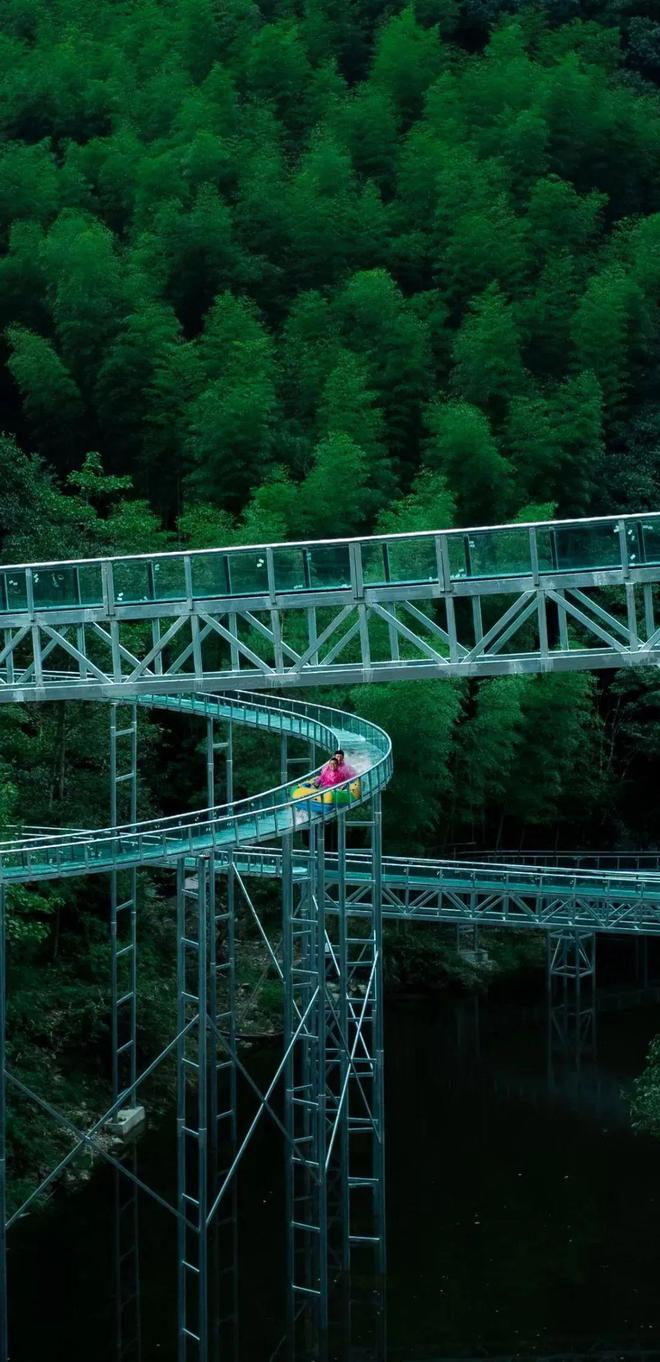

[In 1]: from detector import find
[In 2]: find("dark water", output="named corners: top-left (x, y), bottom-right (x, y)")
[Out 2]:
top-left (9, 987), bottom-right (660, 1361)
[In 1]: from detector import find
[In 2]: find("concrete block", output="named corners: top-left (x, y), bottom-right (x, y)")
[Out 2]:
top-left (108, 1105), bottom-right (146, 1138)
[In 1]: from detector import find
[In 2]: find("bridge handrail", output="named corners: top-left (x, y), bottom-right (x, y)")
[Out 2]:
top-left (1, 509), bottom-right (659, 616)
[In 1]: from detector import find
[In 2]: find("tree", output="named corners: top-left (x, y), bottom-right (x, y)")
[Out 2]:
top-left (6, 325), bottom-right (84, 468)
top-left (0, 221), bottom-right (50, 332)
top-left (239, 468), bottom-right (299, 544)
top-left (298, 433), bottom-right (372, 537)
top-left (334, 269), bottom-right (433, 472)
top-left (506, 393), bottom-right (562, 505)
top-left (186, 293), bottom-right (277, 510)
top-left (155, 186), bottom-right (248, 333)
top-left (331, 83), bottom-right (400, 186)
top-left (526, 175), bottom-right (606, 261)
top-left (94, 300), bottom-right (184, 474)
top-left (243, 20), bottom-right (314, 133)
top-left (370, 5), bottom-right (446, 123)
top-left (454, 676), bottom-right (526, 840)
top-left (571, 265), bottom-right (644, 422)
top-left (627, 17), bottom-right (660, 81)
top-left (317, 350), bottom-right (394, 517)
top-left (450, 284), bottom-right (525, 418)
top-left (549, 371), bottom-right (605, 514)
top-left (41, 212), bottom-right (127, 396)
top-left (502, 673), bottom-right (603, 832)
top-left (515, 253), bottom-right (580, 380)
top-left (435, 186), bottom-right (529, 304)
top-left (0, 139), bottom-right (59, 243)
top-left (284, 131), bottom-right (366, 288)
top-left (425, 399), bottom-right (511, 523)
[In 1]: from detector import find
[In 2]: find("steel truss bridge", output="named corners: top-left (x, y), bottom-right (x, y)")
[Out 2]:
top-left (2, 510), bottom-right (660, 1361)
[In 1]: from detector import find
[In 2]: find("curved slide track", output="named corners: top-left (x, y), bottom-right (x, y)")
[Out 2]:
top-left (0, 690), bottom-right (392, 883)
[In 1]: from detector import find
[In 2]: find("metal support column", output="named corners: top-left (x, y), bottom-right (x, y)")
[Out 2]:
top-left (109, 702), bottom-right (138, 1105)
top-left (208, 832), bottom-right (237, 1360)
top-left (205, 713), bottom-right (233, 814)
top-left (0, 888), bottom-right (7, 1362)
top-left (321, 791), bottom-right (386, 1345)
top-left (284, 815), bottom-right (329, 1337)
top-left (177, 855), bottom-right (210, 1362)
top-left (340, 794), bottom-right (385, 1277)
top-left (110, 703), bottom-right (141, 1362)
top-left (177, 850), bottom-right (236, 1362)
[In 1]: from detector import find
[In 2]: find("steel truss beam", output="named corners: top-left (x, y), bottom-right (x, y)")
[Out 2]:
top-left (210, 847), bottom-right (660, 938)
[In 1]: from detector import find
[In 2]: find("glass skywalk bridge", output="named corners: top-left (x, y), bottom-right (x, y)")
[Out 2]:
top-left (1, 509), bottom-right (660, 698)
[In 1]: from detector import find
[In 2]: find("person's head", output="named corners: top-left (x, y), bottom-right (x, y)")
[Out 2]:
top-left (334, 749), bottom-right (345, 766)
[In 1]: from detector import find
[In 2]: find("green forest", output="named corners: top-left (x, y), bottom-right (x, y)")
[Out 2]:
top-left (4, 0), bottom-right (660, 1191)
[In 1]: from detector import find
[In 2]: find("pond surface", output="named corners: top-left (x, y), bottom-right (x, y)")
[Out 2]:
top-left (9, 986), bottom-right (660, 1361)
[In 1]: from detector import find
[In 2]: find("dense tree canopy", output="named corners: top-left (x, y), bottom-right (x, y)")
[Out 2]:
top-left (3, 0), bottom-right (660, 1193)
top-left (0, 0), bottom-right (659, 856)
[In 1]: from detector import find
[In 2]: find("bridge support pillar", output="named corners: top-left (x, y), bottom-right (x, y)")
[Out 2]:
top-left (109, 701), bottom-right (139, 1106)
top-left (546, 929), bottom-right (596, 1065)
top-left (176, 852), bottom-right (237, 1362)
top-left (282, 748), bottom-right (385, 1353)
top-left (109, 703), bottom-right (142, 1362)
top-left (0, 888), bottom-right (7, 1362)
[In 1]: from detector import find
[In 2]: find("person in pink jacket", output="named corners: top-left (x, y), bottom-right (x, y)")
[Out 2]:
top-left (314, 749), bottom-right (356, 789)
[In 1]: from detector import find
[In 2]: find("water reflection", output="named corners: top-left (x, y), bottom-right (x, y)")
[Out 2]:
top-left (12, 986), bottom-right (660, 1361)
top-left (112, 1174), bottom-right (386, 1362)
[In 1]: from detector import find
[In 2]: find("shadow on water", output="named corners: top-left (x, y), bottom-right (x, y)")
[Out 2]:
top-left (8, 988), bottom-right (660, 1361)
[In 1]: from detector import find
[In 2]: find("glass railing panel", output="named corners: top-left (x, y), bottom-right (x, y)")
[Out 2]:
top-left (226, 551), bottom-right (269, 596)
top-left (152, 556), bottom-right (186, 602)
top-left (446, 537), bottom-right (469, 580)
top-left (191, 551), bottom-right (229, 598)
top-left (307, 545), bottom-right (351, 590)
top-left (386, 537), bottom-right (438, 585)
top-left (78, 564), bottom-right (104, 606)
top-left (640, 521), bottom-right (660, 566)
top-left (32, 566), bottom-right (80, 609)
top-left (534, 530), bottom-right (555, 573)
top-left (463, 528), bottom-right (533, 578)
top-left (551, 522), bottom-right (622, 572)
top-left (3, 570), bottom-right (28, 611)
top-left (621, 521), bottom-right (644, 567)
top-left (113, 559), bottom-right (153, 604)
top-left (361, 542), bottom-right (389, 586)
top-left (272, 547), bottom-right (307, 592)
